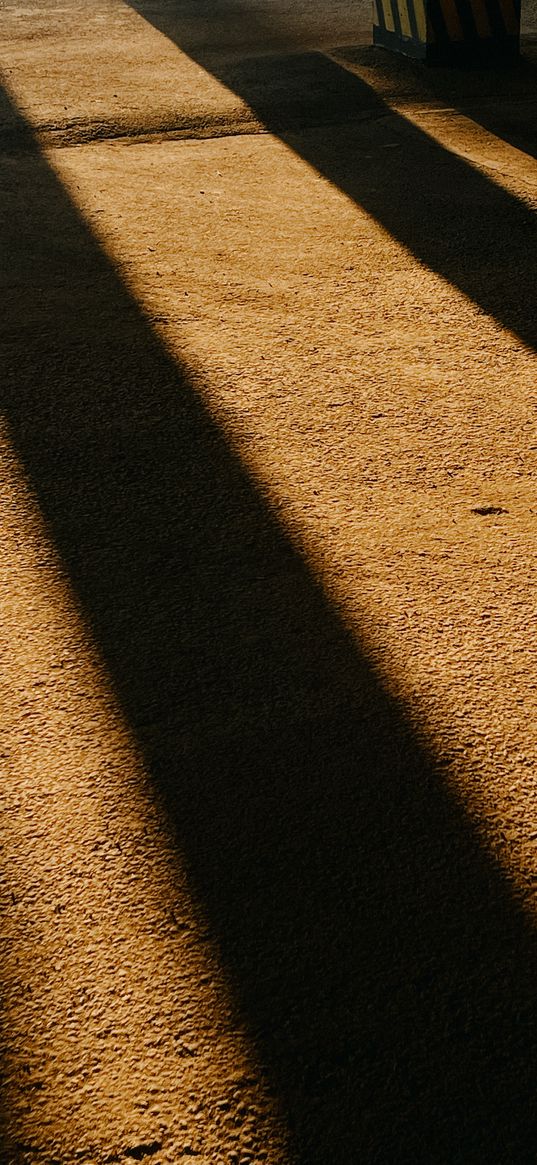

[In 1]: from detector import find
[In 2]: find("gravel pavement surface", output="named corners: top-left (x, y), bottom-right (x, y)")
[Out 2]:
top-left (1, 2), bottom-right (537, 1163)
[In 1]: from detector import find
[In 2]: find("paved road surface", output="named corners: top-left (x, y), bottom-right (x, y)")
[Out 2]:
top-left (1, 3), bottom-right (537, 1164)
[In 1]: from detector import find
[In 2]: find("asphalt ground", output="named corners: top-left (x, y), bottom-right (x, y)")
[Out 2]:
top-left (1, 3), bottom-right (537, 1164)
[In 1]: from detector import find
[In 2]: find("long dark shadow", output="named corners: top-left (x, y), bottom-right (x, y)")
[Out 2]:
top-left (1, 83), bottom-right (536, 1163)
top-left (129, 0), bottom-right (537, 351)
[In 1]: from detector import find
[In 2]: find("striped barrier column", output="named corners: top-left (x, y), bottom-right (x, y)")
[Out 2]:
top-left (373, 0), bottom-right (521, 63)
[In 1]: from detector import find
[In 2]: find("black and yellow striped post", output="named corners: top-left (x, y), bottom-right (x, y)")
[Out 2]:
top-left (373, 0), bottom-right (521, 63)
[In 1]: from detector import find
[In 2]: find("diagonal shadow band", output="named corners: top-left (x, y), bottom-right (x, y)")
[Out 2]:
top-left (128, 0), bottom-right (537, 351)
top-left (1, 80), bottom-right (536, 1163)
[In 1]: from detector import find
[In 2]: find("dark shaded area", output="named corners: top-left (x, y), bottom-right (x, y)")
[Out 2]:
top-left (1, 77), bottom-right (537, 1162)
top-left (124, 1142), bottom-right (163, 1161)
top-left (129, 1), bottom-right (537, 349)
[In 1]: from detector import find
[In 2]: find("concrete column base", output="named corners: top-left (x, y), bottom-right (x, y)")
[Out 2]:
top-left (372, 0), bottom-right (521, 64)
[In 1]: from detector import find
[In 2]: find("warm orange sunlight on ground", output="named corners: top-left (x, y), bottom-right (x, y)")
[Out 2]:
top-left (1, 2), bottom-right (537, 1162)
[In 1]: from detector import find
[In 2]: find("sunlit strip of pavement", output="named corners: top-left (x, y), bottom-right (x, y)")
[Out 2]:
top-left (40, 62), bottom-right (537, 901)
top-left (326, 48), bottom-right (535, 205)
